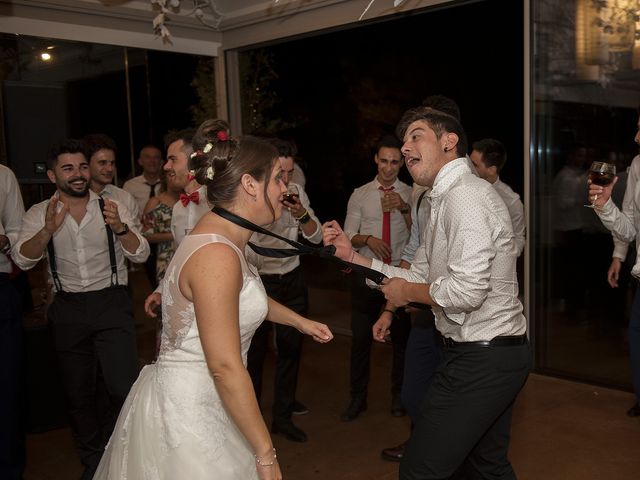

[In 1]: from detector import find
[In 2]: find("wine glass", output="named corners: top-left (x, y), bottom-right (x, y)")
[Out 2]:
top-left (282, 184), bottom-right (299, 225)
top-left (585, 161), bottom-right (616, 208)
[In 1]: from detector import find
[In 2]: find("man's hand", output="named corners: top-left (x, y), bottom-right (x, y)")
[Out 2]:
top-left (608, 257), bottom-right (622, 288)
top-left (44, 197), bottom-right (69, 235)
top-left (380, 277), bottom-right (410, 307)
top-left (372, 311), bottom-right (393, 343)
top-left (587, 176), bottom-right (618, 207)
top-left (322, 220), bottom-right (354, 261)
top-left (384, 191), bottom-right (409, 213)
top-left (282, 194), bottom-right (306, 219)
top-left (366, 236), bottom-right (391, 261)
top-left (0, 234), bottom-right (9, 253)
top-left (103, 197), bottom-right (125, 234)
top-left (144, 292), bottom-right (162, 317)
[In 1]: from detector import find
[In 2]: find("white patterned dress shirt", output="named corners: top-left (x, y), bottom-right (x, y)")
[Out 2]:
top-left (371, 158), bottom-right (526, 342)
top-left (0, 164), bottom-right (25, 273)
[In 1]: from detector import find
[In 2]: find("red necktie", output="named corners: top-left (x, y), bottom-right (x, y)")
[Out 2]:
top-left (180, 191), bottom-right (200, 207)
top-left (379, 186), bottom-right (394, 264)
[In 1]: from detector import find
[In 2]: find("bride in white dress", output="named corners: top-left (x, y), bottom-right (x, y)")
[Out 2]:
top-left (93, 122), bottom-right (333, 480)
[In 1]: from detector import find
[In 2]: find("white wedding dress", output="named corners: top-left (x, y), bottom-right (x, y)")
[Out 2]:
top-left (94, 234), bottom-right (268, 479)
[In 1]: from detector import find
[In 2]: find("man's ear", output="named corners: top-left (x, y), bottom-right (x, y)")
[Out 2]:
top-left (443, 132), bottom-right (459, 151)
top-left (374, 153), bottom-right (380, 165)
top-left (47, 169), bottom-right (56, 184)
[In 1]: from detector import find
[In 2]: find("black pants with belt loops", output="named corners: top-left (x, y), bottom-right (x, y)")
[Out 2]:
top-left (400, 339), bottom-right (531, 480)
top-left (47, 286), bottom-right (138, 472)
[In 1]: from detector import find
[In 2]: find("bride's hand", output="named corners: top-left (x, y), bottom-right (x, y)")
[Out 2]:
top-left (322, 220), bottom-right (354, 261)
top-left (298, 319), bottom-right (333, 343)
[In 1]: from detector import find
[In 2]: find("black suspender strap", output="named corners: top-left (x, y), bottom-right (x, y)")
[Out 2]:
top-left (47, 239), bottom-right (63, 293)
top-left (416, 189), bottom-right (428, 214)
top-left (98, 197), bottom-right (119, 287)
top-left (46, 198), bottom-right (119, 292)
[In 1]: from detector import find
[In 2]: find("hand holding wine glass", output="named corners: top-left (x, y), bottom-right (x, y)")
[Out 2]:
top-left (586, 161), bottom-right (617, 208)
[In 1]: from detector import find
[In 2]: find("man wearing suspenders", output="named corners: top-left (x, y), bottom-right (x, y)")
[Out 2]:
top-left (13, 139), bottom-right (150, 480)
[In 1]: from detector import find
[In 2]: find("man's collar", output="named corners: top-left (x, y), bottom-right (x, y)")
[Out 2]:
top-left (428, 158), bottom-right (470, 198)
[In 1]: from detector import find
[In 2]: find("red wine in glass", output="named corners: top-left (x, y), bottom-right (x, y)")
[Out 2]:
top-left (585, 161), bottom-right (616, 208)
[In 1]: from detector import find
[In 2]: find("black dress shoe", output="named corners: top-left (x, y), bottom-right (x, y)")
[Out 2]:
top-left (627, 402), bottom-right (640, 417)
top-left (340, 398), bottom-right (367, 422)
top-left (391, 395), bottom-right (406, 417)
top-left (272, 421), bottom-right (308, 442)
top-left (292, 400), bottom-right (309, 415)
top-left (381, 441), bottom-right (406, 462)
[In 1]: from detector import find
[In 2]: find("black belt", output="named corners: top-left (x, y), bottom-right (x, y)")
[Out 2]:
top-left (441, 334), bottom-right (527, 348)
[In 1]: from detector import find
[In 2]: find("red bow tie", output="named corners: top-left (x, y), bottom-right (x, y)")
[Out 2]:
top-left (180, 191), bottom-right (200, 207)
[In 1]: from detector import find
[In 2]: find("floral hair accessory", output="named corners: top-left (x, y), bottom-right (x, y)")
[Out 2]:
top-left (203, 143), bottom-right (213, 153)
top-left (190, 151), bottom-right (199, 159)
top-left (217, 130), bottom-right (229, 142)
top-left (206, 166), bottom-right (215, 180)
top-left (187, 170), bottom-right (196, 181)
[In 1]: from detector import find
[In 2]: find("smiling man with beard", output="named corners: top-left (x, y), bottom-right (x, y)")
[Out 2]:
top-left (13, 139), bottom-right (149, 480)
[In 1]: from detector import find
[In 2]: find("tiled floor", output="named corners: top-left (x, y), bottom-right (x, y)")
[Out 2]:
top-left (21, 271), bottom-right (640, 479)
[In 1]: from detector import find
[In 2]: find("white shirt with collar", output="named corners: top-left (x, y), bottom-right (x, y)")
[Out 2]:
top-left (0, 164), bottom-right (25, 274)
top-left (493, 177), bottom-right (525, 256)
top-left (344, 177), bottom-right (412, 266)
top-left (171, 185), bottom-right (211, 246)
top-left (371, 158), bottom-right (526, 342)
top-left (597, 155), bottom-right (640, 278)
top-left (99, 184), bottom-right (142, 231)
top-left (123, 175), bottom-right (161, 218)
top-left (13, 190), bottom-right (150, 292)
top-left (250, 182), bottom-right (322, 275)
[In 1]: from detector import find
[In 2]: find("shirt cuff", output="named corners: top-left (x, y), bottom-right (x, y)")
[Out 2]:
top-left (429, 276), bottom-right (465, 325)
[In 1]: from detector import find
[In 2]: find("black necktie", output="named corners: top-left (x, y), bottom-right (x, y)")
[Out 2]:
top-left (211, 206), bottom-right (428, 309)
top-left (146, 182), bottom-right (156, 199)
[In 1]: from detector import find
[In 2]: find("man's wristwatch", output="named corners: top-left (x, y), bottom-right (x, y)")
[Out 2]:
top-left (115, 223), bottom-right (130, 236)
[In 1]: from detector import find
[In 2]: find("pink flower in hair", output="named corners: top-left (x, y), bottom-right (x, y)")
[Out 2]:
top-left (217, 130), bottom-right (229, 142)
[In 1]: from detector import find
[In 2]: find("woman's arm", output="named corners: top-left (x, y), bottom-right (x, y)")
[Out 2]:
top-left (182, 243), bottom-right (280, 478)
top-left (265, 298), bottom-right (332, 343)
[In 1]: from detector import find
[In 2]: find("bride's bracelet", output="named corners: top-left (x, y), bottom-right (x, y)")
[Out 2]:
top-left (255, 447), bottom-right (277, 467)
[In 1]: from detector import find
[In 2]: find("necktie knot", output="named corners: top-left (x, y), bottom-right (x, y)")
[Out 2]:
top-left (145, 182), bottom-right (157, 198)
top-left (180, 191), bottom-right (200, 207)
top-left (379, 185), bottom-right (395, 193)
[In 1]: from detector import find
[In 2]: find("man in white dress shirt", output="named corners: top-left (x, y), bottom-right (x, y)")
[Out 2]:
top-left (247, 139), bottom-right (321, 443)
top-left (324, 107), bottom-right (529, 479)
top-left (13, 139), bottom-right (150, 480)
top-left (0, 164), bottom-right (26, 480)
top-left (589, 108), bottom-right (640, 418)
top-left (84, 134), bottom-right (141, 223)
top-left (341, 135), bottom-right (413, 421)
top-left (470, 138), bottom-right (525, 256)
top-left (122, 145), bottom-right (163, 216)
top-left (143, 128), bottom-right (212, 316)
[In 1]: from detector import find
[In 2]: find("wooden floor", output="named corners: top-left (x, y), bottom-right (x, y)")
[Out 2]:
top-left (21, 275), bottom-right (640, 479)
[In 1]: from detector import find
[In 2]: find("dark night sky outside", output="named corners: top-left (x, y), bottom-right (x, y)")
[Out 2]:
top-left (243, 0), bottom-right (524, 223)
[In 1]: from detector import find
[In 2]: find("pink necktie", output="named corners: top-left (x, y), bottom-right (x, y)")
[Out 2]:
top-left (379, 186), bottom-right (394, 264)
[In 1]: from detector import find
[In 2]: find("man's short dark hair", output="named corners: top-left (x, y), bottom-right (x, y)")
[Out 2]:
top-left (164, 129), bottom-right (194, 151)
top-left (376, 134), bottom-right (401, 153)
top-left (269, 138), bottom-right (298, 159)
top-left (472, 138), bottom-right (507, 172)
top-left (422, 95), bottom-right (461, 122)
top-left (396, 106), bottom-right (468, 157)
top-left (83, 133), bottom-right (117, 161)
top-left (46, 139), bottom-right (89, 169)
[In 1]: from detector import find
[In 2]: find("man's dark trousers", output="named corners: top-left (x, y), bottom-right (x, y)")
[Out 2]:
top-left (350, 276), bottom-right (411, 402)
top-left (400, 341), bottom-right (531, 480)
top-left (247, 266), bottom-right (307, 424)
top-left (0, 273), bottom-right (25, 480)
top-left (47, 286), bottom-right (139, 474)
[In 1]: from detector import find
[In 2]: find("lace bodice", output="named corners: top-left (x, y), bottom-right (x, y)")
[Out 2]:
top-left (159, 233), bottom-right (268, 361)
